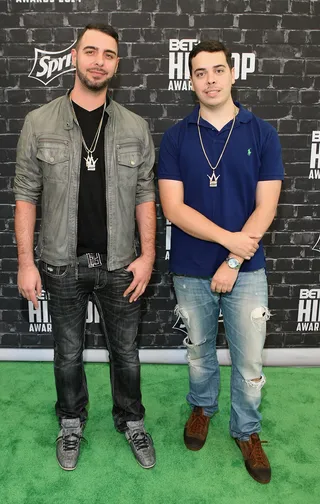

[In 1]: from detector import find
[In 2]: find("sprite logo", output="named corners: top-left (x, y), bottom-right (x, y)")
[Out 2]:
top-left (28, 42), bottom-right (76, 85)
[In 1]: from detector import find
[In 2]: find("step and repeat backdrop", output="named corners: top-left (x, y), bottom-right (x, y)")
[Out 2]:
top-left (1, 0), bottom-right (320, 363)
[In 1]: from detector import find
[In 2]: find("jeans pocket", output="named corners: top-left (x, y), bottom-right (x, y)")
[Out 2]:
top-left (116, 265), bottom-right (132, 274)
top-left (41, 261), bottom-right (69, 278)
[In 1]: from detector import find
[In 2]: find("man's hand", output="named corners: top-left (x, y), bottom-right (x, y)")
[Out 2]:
top-left (224, 231), bottom-right (261, 260)
top-left (211, 262), bottom-right (239, 294)
top-left (123, 255), bottom-right (154, 303)
top-left (18, 264), bottom-right (42, 308)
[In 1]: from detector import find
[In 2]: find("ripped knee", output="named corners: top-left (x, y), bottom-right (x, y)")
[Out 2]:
top-left (183, 335), bottom-right (209, 361)
top-left (175, 304), bottom-right (210, 361)
top-left (174, 303), bottom-right (189, 327)
top-left (244, 374), bottom-right (266, 391)
top-left (250, 306), bottom-right (271, 331)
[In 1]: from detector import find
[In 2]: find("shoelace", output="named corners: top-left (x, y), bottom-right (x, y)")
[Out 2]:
top-left (188, 412), bottom-right (209, 436)
top-left (250, 438), bottom-right (268, 467)
top-left (130, 431), bottom-right (150, 451)
top-left (56, 433), bottom-right (86, 452)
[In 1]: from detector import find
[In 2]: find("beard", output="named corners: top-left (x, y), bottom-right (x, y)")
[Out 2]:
top-left (76, 63), bottom-right (112, 92)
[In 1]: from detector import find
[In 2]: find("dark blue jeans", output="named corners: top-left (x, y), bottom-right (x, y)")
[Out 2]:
top-left (41, 257), bottom-right (144, 431)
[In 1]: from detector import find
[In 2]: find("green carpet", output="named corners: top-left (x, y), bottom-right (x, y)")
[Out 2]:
top-left (0, 363), bottom-right (319, 504)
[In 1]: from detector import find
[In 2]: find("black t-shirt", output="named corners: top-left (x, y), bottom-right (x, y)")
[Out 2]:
top-left (72, 100), bottom-right (109, 256)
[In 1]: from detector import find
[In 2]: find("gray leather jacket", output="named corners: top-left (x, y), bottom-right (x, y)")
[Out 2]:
top-left (14, 93), bottom-right (155, 270)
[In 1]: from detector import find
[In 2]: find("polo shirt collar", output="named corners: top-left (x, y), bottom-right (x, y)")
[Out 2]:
top-left (187, 101), bottom-right (252, 127)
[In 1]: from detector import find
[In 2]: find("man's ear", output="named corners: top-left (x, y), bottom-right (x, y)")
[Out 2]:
top-left (71, 48), bottom-right (77, 67)
top-left (115, 57), bottom-right (120, 75)
top-left (231, 66), bottom-right (235, 85)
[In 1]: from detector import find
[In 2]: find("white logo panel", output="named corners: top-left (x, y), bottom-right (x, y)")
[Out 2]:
top-left (28, 42), bottom-right (75, 85)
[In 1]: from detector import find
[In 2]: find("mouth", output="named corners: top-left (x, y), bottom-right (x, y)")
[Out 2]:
top-left (205, 89), bottom-right (220, 97)
top-left (88, 69), bottom-right (107, 77)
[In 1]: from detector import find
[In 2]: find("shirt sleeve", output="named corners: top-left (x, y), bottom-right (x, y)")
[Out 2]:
top-left (157, 128), bottom-right (182, 181)
top-left (259, 126), bottom-right (284, 181)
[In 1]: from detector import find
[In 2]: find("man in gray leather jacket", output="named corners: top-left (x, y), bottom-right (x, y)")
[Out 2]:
top-left (14, 24), bottom-right (156, 471)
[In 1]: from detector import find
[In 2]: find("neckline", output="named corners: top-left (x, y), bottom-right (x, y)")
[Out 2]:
top-left (71, 98), bottom-right (109, 114)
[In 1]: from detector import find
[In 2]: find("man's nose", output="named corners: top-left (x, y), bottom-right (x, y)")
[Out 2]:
top-left (207, 72), bottom-right (216, 84)
top-left (95, 53), bottom-right (104, 66)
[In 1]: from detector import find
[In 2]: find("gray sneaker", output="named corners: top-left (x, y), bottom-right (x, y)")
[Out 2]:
top-left (56, 418), bottom-right (84, 471)
top-left (125, 420), bottom-right (156, 469)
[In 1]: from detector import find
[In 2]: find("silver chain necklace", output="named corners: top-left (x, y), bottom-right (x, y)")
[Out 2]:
top-left (197, 108), bottom-right (237, 187)
top-left (70, 97), bottom-right (106, 171)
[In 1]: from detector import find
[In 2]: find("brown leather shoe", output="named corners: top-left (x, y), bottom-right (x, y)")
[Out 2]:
top-left (184, 407), bottom-right (210, 451)
top-left (235, 433), bottom-right (271, 484)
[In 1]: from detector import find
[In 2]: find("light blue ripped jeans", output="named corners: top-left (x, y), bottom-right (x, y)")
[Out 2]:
top-left (173, 269), bottom-right (270, 441)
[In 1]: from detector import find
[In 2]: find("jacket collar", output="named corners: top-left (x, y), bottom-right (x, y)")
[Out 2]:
top-left (63, 89), bottom-right (113, 129)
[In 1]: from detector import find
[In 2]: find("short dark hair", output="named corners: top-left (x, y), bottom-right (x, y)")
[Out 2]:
top-left (75, 24), bottom-right (119, 50)
top-left (188, 40), bottom-right (233, 75)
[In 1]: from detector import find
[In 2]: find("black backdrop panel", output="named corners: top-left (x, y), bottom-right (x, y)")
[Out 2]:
top-left (1, 0), bottom-right (320, 350)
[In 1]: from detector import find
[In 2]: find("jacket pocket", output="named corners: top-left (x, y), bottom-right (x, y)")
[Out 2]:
top-left (36, 138), bottom-right (69, 183)
top-left (117, 141), bottom-right (142, 186)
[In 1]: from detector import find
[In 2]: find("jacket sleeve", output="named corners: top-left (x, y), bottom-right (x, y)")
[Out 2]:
top-left (135, 119), bottom-right (156, 206)
top-left (13, 114), bottom-right (42, 204)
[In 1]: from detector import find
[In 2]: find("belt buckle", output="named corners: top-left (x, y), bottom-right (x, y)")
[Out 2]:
top-left (86, 253), bottom-right (102, 268)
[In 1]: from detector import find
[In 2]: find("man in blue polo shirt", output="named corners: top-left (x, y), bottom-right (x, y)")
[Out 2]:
top-left (158, 40), bottom-right (283, 485)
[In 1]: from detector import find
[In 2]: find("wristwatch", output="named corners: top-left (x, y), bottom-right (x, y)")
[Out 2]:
top-left (225, 256), bottom-right (241, 270)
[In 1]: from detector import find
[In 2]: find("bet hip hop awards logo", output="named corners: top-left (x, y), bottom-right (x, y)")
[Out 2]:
top-left (309, 131), bottom-right (320, 180)
top-left (168, 39), bottom-right (256, 91)
top-left (296, 289), bottom-right (320, 332)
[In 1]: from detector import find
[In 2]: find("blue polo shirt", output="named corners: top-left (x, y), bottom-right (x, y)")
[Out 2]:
top-left (158, 102), bottom-right (284, 277)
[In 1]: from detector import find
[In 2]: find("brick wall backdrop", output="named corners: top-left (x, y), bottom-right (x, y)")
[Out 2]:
top-left (1, 0), bottom-right (320, 353)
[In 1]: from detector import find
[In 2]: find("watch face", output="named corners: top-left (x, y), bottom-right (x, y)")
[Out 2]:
top-left (228, 258), bottom-right (240, 269)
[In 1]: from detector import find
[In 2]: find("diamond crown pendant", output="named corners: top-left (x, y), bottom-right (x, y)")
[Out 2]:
top-left (85, 153), bottom-right (98, 171)
top-left (207, 174), bottom-right (220, 187)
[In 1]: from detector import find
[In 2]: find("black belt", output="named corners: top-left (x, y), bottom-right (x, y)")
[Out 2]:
top-left (77, 253), bottom-right (107, 268)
